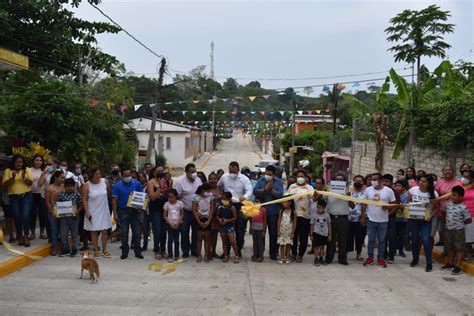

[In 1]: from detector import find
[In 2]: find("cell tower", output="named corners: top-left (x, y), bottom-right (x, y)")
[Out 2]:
top-left (210, 41), bottom-right (215, 79)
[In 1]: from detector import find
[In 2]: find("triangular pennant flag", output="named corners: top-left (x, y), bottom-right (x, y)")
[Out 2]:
top-left (241, 111), bottom-right (246, 115)
top-left (106, 102), bottom-right (113, 110)
top-left (165, 102), bottom-right (173, 105)
top-left (180, 121), bottom-right (185, 124)
top-left (278, 92), bottom-right (285, 95)
top-left (269, 111), bottom-right (275, 115)
top-left (259, 111), bottom-right (266, 116)
top-left (192, 111), bottom-right (197, 115)
top-left (192, 100), bottom-right (200, 104)
top-left (179, 101), bottom-right (186, 104)
top-left (134, 104), bottom-right (143, 111)
top-left (149, 103), bottom-right (155, 107)
top-left (119, 104), bottom-right (127, 113)
top-left (322, 85), bottom-right (330, 92)
top-left (325, 108), bottom-right (330, 113)
top-left (249, 96), bottom-right (257, 102)
top-left (352, 82), bottom-right (360, 87)
top-left (208, 99), bottom-right (215, 104)
top-left (181, 111), bottom-right (187, 115)
top-left (202, 111), bottom-right (207, 115)
top-left (262, 95), bottom-right (270, 100)
top-left (162, 110), bottom-right (168, 114)
top-left (234, 96), bottom-right (243, 101)
top-left (307, 111), bottom-right (313, 115)
top-left (315, 109), bottom-right (321, 114)
top-left (90, 99), bottom-right (100, 108)
top-left (222, 98), bottom-right (229, 102)
top-left (221, 111), bottom-right (227, 114)
top-left (231, 111), bottom-right (237, 115)
top-left (250, 111), bottom-right (256, 115)
top-left (279, 111), bottom-right (285, 116)
top-left (297, 111), bottom-right (303, 115)
top-left (195, 121), bottom-right (198, 125)
top-left (337, 83), bottom-right (346, 90)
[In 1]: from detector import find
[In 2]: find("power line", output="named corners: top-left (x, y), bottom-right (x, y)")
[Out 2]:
top-left (88, 2), bottom-right (163, 60)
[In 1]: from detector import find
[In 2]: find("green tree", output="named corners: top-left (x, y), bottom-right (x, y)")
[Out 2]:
top-left (385, 4), bottom-right (454, 84)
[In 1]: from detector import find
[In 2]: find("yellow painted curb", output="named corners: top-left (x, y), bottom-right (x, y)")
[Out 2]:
top-left (248, 138), bottom-right (264, 160)
top-left (431, 248), bottom-right (474, 276)
top-left (199, 151), bottom-right (219, 170)
top-left (0, 244), bottom-right (51, 278)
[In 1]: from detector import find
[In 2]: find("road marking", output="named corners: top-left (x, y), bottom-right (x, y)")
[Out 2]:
top-left (199, 151), bottom-right (219, 170)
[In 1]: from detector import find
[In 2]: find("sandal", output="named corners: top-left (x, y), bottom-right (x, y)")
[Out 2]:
top-left (223, 256), bottom-right (229, 263)
top-left (234, 256), bottom-right (240, 264)
top-left (197, 256), bottom-right (202, 263)
top-left (94, 250), bottom-right (100, 258)
top-left (102, 250), bottom-right (111, 258)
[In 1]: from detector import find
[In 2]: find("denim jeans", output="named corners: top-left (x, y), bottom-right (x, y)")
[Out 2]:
top-left (407, 219), bottom-right (432, 265)
top-left (142, 211), bottom-right (151, 248)
top-left (265, 213), bottom-right (279, 259)
top-left (31, 193), bottom-right (48, 235)
top-left (367, 220), bottom-right (388, 259)
top-left (347, 220), bottom-right (366, 255)
top-left (167, 225), bottom-right (180, 259)
top-left (385, 216), bottom-right (397, 259)
top-left (48, 212), bottom-right (60, 247)
top-left (291, 217), bottom-right (310, 257)
top-left (181, 210), bottom-right (197, 256)
top-left (10, 192), bottom-right (33, 237)
top-left (118, 208), bottom-right (142, 257)
top-left (150, 210), bottom-right (166, 253)
top-left (60, 217), bottom-right (79, 251)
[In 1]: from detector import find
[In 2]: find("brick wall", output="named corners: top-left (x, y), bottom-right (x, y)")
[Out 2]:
top-left (351, 141), bottom-right (470, 177)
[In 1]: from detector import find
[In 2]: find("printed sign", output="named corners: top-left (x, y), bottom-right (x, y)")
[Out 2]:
top-left (127, 191), bottom-right (149, 210)
top-left (54, 200), bottom-right (76, 218)
top-left (330, 181), bottom-right (346, 195)
top-left (404, 202), bottom-right (430, 220)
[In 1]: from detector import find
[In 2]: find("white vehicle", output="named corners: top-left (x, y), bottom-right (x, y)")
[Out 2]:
top-left (254, 160), bottom-right (279, 175)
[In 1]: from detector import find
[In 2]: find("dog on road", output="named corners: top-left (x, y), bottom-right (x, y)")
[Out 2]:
top-left (80, 252), bottom-right (100, 284)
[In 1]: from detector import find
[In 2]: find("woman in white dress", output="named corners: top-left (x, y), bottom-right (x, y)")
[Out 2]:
top-left (82, 167), bottom-right (112, 258)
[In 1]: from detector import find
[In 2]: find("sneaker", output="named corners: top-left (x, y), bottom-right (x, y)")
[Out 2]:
top-left (441, 263), bottom-right (454, 270)
top-left (425, 264), bottom-right (432, 272)
top-left (319, 257), bottom-right (326, 266)
top-left (363, 257), bottom-right (374, 266)
top-left (59, 249), bottom-right (70, 257)
top-left (451, 266), bottom-right (462, 275)
top-left (278, 259), bottom-right (284, 265)
top-left (102, 250), bottom-right (111, 258)
top-left (174, 258), bottom-right (184, 264)
top-left (356, 254), bottom-right (364, 261)
top-left (410, 259), bottom-right (419, 267)
top-left (377, 258), bottom-right (387, 268)
top-left (387, 257), bottom-right (395, 264)
top-left (70, 248), bottom-right (78, 258)
top-left (398, 251), bottom-right (406, 258)
top-left (314, 257), bottom-right (320, 266)
top-left (168, 258), bottom-right (174, 263)
top-left (285, 259), bottom-right (291, 265)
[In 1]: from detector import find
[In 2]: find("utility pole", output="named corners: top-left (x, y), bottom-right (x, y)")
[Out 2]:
top-left (210, 41), bottom-right (216, 148)
top-left (332, 83), bottom-right (338, 136)
top-left (78, 47), bottom-right (91, 99)
top-left (289, 100), bottom-right (297, 173)
top-left (406, 63), bottom-right (415, 167)
top-left (146, 58), bottom-right (166, 163)
top-left (349, 118), bottom-right (358, 179)
top-left (210, 41), bottom-right (215, 80)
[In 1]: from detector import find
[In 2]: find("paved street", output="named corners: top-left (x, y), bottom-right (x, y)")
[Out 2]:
top-left (1, 134), bottom-right (473, 315)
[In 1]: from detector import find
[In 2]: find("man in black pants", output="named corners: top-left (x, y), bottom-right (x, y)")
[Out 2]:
top-left (383, 174), bottom-right (400, 263)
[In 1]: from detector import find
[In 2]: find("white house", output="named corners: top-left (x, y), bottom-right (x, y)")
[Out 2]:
top-left (126, 118), bottom-right (213, 169)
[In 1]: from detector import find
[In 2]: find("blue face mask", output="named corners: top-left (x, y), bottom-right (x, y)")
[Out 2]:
top-left (46, 166), bottom-right (54, 173)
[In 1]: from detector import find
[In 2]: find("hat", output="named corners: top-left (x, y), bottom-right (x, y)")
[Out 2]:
top-left (64, 178), bottom-right (76, 185)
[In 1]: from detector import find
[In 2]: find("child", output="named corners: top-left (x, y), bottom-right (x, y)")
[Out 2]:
top-left (163, 189), bottom-right (184, 262)
top-left (217, 191), bottom-right (239, 263)
top-left (441, 186), bottom-right (472, 275)
top-left (251, 198), bottom-right (267, 263)
top-left (58, 177), bottom-right (82, 257)
top-left (277, 200), bottom-right (296, 264)
top-left (192, 183), bottom-right (214, 263)
top-left (310, 200), bottom-right (331, 266)
top-left (394, 180), bottom-right (409, 257)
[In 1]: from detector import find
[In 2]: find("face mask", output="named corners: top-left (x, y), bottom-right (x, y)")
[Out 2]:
top-left (297, 177), bottom-right (305, 185)
top-left (75, 168), bottom-right (81, 175)
top-left (204, 192), bottom-right (210, 197)
top-left (230, 173), bottom-right (238, 179)
top-left (111, 170), bottom-right (119, 176)
top-left (60, 166), bottom-right (67, 172)
top-left (371, 180), bottom-right (379, 187)
top-left (46, 166), bottom-right (54, 173)
top-left (123, 176), bottom-right (132, 183)
top-left (354, 182), bottom-right (363, 189)
top-left (221, 200), bottom-right (230, 206)
top-left (264, 175), bottom-right (273, 181)
top-left (461, 177), bottom-right (469, 185)
top-left (191, 172), bottom-right (198, 180)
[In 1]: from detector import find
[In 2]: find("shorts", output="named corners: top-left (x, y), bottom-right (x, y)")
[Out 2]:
top-left (445, 228), bottom-right (465, 252)
top-left (195, 217), bottom-right (210, 231)
top-left (220, 225), bottom-right (235, 234)
top-left (313, 232), bottom-right (328, 246)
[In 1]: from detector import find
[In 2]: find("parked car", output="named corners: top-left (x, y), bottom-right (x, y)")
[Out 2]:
top-left (254, 160), bottom-right (281, 177)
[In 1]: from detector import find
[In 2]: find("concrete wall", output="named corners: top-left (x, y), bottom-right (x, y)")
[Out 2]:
top-left (136, 131), bottom-right (193, 167)
top-left (351, 140), bottom-right (470, 177)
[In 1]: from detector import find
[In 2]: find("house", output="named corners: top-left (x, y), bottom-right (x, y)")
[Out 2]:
top-left (293, 114), bottom-right (336, 134)
top-left (322, 151), bottom-right (350, 183)
top-left (0, 48), bottom-right (29, 71)
top-left (126, 118), bottom-right (213, 169)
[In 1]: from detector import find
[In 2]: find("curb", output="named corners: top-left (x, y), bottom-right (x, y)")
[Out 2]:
top-left (0, 244), bottom-right (51, 278)
top-left (199, 150), bottom-right (219, 170)
top-left (431, 248), bottom-right (474, 276)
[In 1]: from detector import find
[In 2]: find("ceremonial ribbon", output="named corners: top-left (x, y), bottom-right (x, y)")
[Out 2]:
top-left (149, 259), bottom-right (183, 275)
top-left (0, 229), bottom-right (42, 260)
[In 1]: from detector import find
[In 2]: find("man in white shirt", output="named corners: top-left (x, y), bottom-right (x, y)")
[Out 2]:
top-left (218, 161), bottom-right (253, 257)
top-left (361, 173), bottom-right (397, 267)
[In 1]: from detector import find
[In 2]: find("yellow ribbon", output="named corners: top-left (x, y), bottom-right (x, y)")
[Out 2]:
top-left (148, 259), bottom-right (183, 275)
top-left (0, 229), bottom-right (42, 260)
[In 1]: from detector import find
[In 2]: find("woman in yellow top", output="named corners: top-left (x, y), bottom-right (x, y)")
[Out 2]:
top-left (2, 155), bottom-right (34, 247)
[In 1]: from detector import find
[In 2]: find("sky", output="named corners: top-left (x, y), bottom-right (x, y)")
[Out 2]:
top-left (73, 0), bottom-right (473, 93)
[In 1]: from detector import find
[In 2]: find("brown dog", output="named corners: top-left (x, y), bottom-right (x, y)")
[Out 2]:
top-left (80, 252), bottom-right (100, 283)
top-left (111, 227), bottom-right (121, 243)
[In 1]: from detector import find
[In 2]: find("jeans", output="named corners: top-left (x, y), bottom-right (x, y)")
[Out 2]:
top-left (167, 226), bottom-right (180, 259)
top-left (407, 219), bottom-right (432, 265)
top-left (31, 193), bottom-right (48, 235)
top-left (385, 216), bottom-right (397, 259)
top-left (10, 192), bottom-right (33, 237)
top-left (291, 217), bottom-right (310, 257)
top-left (60, 217), bottom-right (78, 251)
top-left (142, 211), bottom-right (151, 248)
top-left (265, 214), bottom-right (279, 259)
top-left (252, 230), bottom-right (264, 258)
top-left (234, 204), bottom-right (247, 253)
top-left (150, 210), bottom-right (166, 253)
top-left (118, 208), bottom-right (142, 257)
top-left (181, 210), bottom-right (197, 256)
top-left (347, 220), bottom-right (366, 255)
top-left (395, 221), bottom-right (407, 253)
top-left (48, 212), bottom-right (60, 247)
top-left (367, 220), bottom-right (388, 259)
top-left (326, 215), bottom-right (349, 263)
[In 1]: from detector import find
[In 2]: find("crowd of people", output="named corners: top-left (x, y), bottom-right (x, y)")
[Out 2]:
top-left (1, 155), bottom-right (473, 275)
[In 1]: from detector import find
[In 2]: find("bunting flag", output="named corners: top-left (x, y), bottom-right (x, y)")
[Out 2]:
top-left (208, 99), bottom-right (216, 104)
top-left (119, 104), bottom-right (127, 113)
top-left (182, 111), bottom-right (187, 114)
top-left (165, 102), bottom-right (173, 105)
top-left (249, 96), bottom-right (257, 102)
top-left (307, 110), bottom-right (313, 115)
top-left (241, 111), bottom-right (246, 115)
top-left (149, 103), bottom-right (155, 107)
top-left (134, 104), bottom-right (143, 111)
top-left (322, 85), bottom-right (330, 92)
top-left (278, 91), bottom-right (285, 95)
top-left (352, 82), bottom-right (360, 87)
top-left (106, 102), bottom-right (113, 110)
top-left (263, 95), bottom-right (270, 100)
top-left (269, 111), bottom-right (274, 115)
top-left (90, 99), bottom-right (100, 108)
top-left (179, 101), bottom-right (186, 104)
top-left (279, 111), bottom-right (285, 116)
top-left (325, 108), bottom-right (330, 113)
top-left (221, 111), bottom-right (227, 114)
top-left (259, 111), bottom-right (265, 116)
top-left (315, 109), bottom-right (321, 114)
top-left (337, 83), bottom-right (346, 90)
top-left (297, 111), bottom-right (303, 115)
top-left (162, 110), bottom-right (168, 114)
top-left (192, 100), bottom-right (200, 104)
top-left (250, 111), bottom-right (256, 115)
top-left (234, 96), bottom-right (243, 100)
top-left (231, 111), bottom-right (237, 115)
top-left (222, 98), bottom-right (229, 102)
top-left (202, 111), bottom-right (207, 115)
top-left (192, 111), bottom-right (197, 115)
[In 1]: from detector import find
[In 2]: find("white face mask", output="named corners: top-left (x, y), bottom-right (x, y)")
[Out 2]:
top-left (60, 166), bottom-right (67, 172)
top-left (461, 177), bottom-right (469, 185)
top-left (230, 173), bottom-right (238, 179)
top-left (191, 172), bottom-right (198, 180)
top-left (264, 175), bottom-right (273, 181)
top-left (75, 168), bottom-right (81, 175)
top-left (371, 180), bottom-right (379, 187)
top-left (123, 176), bottom-right (132, 183)
top-left (297, 177), bottom-right (305, 185)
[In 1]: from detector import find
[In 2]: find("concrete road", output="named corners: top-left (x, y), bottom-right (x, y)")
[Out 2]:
top-left (1, 134), bottom-right (473, 315)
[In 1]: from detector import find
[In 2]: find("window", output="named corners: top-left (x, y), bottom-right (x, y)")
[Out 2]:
top-left (166, 137), bottom-right (171, 150)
